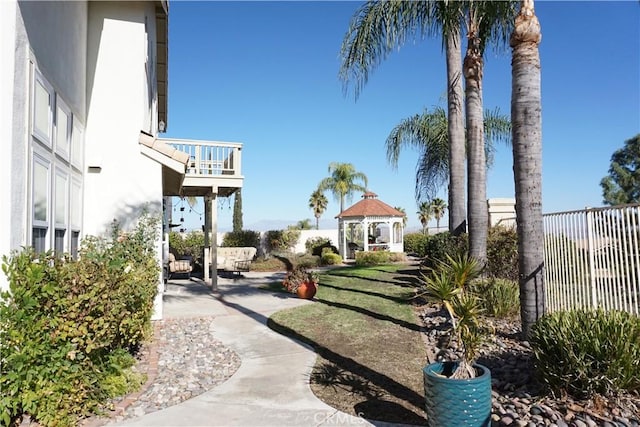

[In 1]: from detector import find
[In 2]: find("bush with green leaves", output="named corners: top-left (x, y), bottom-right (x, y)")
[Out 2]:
top-left (470, 278), bottom-right (519, 318)
top-left (486, 226), bottom-right (518, 281)
top-left (265, 229), bottom-right (300, 253)
top-left (354, 250), bottom-right (405, 266)
top-left (0, 213), bottom-right (159, 426)
top-left (530, 309), bottom-right (640, 399)
top-left (305, 237), bottom-right (338, 256)
top-left (320, 248), bottom-right (342, 266)
top-left (222, 229), bottom-right (260, 248)
top-left (422, 232), bottom-right (468, 270)
top-left (403, 232), bottom-right (430, 257)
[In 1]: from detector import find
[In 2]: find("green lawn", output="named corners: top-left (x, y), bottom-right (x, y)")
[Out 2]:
top-left (266, 264), bottom-right (428, 425)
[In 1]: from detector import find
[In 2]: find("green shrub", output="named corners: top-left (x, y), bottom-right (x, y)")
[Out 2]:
top-left (422, 232), bottom-right (468, 270)
top-left (265, 229), bottom-right (300, 253)
top-left (403, 232), bottom-right (430, 257)
top-left (320, 249), bottom-right (342, 266)
top-left (530, 309), bottom-right (640, 399)
top-left (0, 213), bottom-right (159, 426)
top-left (470, 278), bottom-right (519, 318)
top-left (305, 237), bottom-right (338, 256)
top-left (355, 250), bottom-right (392, 266)
top-left (222, 229), bottom-right (260, 248)
top-left (486, 226), bottom-right (518, 281)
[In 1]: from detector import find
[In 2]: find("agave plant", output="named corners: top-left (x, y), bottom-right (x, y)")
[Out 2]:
top-left (420, 253), bottom-right (486, 379)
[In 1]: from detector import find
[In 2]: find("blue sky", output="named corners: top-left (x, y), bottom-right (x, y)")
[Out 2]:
top-left (164, 1), bottom-right (640, 232)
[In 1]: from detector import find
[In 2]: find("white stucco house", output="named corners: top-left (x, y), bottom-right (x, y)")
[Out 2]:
top-left (0, 0), bottom-right (243, 318)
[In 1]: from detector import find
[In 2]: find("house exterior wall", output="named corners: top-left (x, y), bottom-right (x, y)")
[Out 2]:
top-left (84, 1), bottom-right (164, 318)
top-left (2, 1), bottom-right (166, 318)
top-left (1, 1), bottom-right (88, 291)
top-left (0, 1), bottom-right (19, 291)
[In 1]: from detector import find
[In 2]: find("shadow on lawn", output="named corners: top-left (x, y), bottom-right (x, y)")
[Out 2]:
top-left (317, 282), bottom-right (413, 304)
top-left (314, 297), bottom-right (423, 333)
top-left (327, 267), bottom-right (420, 288)
top-left (267, 319), bottom-right (427, 426)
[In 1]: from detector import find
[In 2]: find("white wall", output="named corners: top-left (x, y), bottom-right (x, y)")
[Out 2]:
top-left (217, 229), bottom-right (340, 256)
top-left (0, 1), bottom-right (18, 291)
top-left (84, 2), bottom-right (164, 319)
top-left (84, 2), bottom-right (161, 235)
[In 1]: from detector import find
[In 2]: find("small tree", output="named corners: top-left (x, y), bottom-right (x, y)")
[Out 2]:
top-left (317, 162), bottom-right (368, 213)
top-left (600, 134), bottom-right (640, 205)
top-left (430, 198), bottom-right (448, 229)
top-left (417, 202), bottom-right (433, 235)
top-left (295, 219), bottom-right (313, 230)
top-left (309, 189), bottom-right (328, 230)
top-left (232, 190), bottom-right (243, 232)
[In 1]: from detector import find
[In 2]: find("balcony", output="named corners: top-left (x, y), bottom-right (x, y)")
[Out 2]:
top-left (160, 137), bottom-right (244, 198)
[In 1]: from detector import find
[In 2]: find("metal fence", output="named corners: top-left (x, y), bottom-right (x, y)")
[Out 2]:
top-left (543, 204), bottom-right (640, 315)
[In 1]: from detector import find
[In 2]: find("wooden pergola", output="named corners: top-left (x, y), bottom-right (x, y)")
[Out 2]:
top-left (336, 192), bottom-right (405, 260)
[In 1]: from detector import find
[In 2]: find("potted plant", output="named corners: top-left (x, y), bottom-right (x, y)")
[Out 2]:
top-left (419, 253), bottom-right (491, 427)
top-left (282, 265), bottom-right (319, 299)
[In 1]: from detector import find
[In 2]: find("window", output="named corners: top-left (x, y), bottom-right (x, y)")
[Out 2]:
top-left (33, 74), bottom-right (53, 145)
top-left (71, 120), bottom-right (83, 169)
top-left (30, 66), bottom-right (83, 255)
top-left (32, 156), bottom-right (50, 252)
top-left (54, 171), bottom-right (68, 254)
top-left (55, 97), bottom-right (71, 159)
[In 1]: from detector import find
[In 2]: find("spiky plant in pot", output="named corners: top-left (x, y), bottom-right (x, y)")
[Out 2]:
top-left (420, 253), bottom-right (486, 379)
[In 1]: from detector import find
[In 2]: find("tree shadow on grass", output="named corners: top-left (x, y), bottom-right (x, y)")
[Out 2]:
top-left (314, 298), bottom-right (423, 332)
top-left (267, 318), bottom-right (427, 426)
top-left (317, 282), bottom-right (413, 304)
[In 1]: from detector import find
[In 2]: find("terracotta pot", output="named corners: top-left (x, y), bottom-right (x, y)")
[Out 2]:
top-left (296, 281), bottom-right (318, 299)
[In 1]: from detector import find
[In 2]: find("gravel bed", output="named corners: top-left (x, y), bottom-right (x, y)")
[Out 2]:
top-left (83, 317), bottom-right (241, 426)
top-left (420, 304), bottom-right (640, 427)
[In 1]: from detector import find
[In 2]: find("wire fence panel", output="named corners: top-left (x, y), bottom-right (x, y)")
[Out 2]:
top-left (543, 204), bottom-right (640, 315)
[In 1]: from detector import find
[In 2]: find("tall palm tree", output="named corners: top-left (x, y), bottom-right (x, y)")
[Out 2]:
top-left (317, 162), bottom-right (368, 213)
top-left (417, 202), bottom-right (434, 235)
top-left (430, 197), bottom-right (448, 229)
top-left (385, 106), bottom-right (510, 205)
top-left (394, 206), bottom-right (408, 227)
top-left (510, 0), bottom-right (544, 338)
top-left (339, 0), bottom-right (467, 236)
top-left (309, 189), bottom-right (328, 230)
top-left (463, 1), bottom-right (516, 266)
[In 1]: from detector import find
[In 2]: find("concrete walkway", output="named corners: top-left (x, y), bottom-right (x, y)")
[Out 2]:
top-left (112, 271), bottom-right (406, 427)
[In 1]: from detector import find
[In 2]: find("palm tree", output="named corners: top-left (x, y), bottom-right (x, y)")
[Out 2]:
top-left (385, 106), bottom-right (511, 205)
top-left (394, 206), bottom-right (408, 227)
top-left (510, 0), bottom-right (544, 338)
top-left (309, 189), bottom-right (328, 230)
top-left (463, 1), bottom-right (517, 266)
top-left (340, 1), bottom-right (517, 255)
top-left (417, 202), bottom-right (433, 235)
top-left (430, 197), bottom-right (448, 229)
top-left (317, 162), bottom-right (368, 213)
top-left (340, 1), bottom-right (467, 236)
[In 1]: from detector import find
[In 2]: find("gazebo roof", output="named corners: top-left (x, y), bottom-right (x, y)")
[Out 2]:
top-left (336, 191), bottom-right (405, 219)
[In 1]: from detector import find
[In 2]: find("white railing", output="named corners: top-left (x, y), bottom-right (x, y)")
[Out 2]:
top-left (543, 204), bottom-right (640, 315)
top-left (162, 138), bottom-right (242, 176)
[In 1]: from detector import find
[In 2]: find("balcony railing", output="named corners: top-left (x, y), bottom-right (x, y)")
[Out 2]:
top-left (161, 138), bottom-right (242, 177)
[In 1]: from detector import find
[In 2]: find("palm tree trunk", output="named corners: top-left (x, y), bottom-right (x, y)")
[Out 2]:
top-left (464, 18), bottom-right (488, 266)
top-left (446, 31), bottom-right (467, 236)
top-left (511, 0), bottom-right (544, 339)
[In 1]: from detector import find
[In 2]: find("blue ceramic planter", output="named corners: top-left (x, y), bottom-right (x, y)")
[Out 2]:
top-left (423, 362), bottom-right (491, 427)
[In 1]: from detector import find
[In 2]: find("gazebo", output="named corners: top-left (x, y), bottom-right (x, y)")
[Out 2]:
top-left (336, 191), bottom-right (405, 260)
